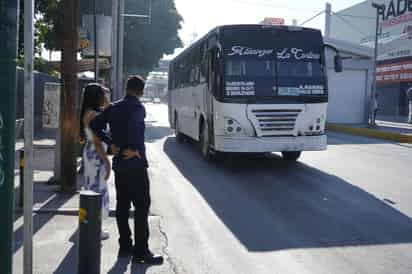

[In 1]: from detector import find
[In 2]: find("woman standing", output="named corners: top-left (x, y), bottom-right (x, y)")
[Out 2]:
top-left (80, 83), bottom-right (111, 240)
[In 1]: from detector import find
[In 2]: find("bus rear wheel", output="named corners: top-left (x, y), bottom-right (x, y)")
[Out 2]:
top-left (175, 115), bottom-right (184, 143)
top-left (282, 151), bottom-right (302, 161)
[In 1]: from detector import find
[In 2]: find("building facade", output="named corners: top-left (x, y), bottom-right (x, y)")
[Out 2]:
top-left (330, 0), bottom-right (412, 117)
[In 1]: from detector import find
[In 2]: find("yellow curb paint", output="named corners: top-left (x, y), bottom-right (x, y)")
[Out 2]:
top-left (326, 123), bottom-right (412, 144)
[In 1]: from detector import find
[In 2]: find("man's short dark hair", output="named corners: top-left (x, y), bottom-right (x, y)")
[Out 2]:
top-left (126, 75), bottom-right (145, 95)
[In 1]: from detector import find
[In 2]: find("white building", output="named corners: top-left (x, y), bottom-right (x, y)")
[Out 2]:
top-left (324, 37), bottom-right (374, 124)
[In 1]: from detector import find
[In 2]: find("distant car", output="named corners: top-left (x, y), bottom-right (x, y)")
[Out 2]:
top-left (153, 98), bottom-right (161, 103)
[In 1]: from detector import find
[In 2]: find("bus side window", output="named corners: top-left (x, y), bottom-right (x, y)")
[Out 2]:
top-left (208, 50), bottom-right (215, 90)
top-left (200, 63), bottom-right (207, 83)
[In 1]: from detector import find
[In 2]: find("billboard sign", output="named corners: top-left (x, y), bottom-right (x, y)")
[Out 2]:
top-left (369, 0), bottom-right (412, 83)
top-left (377, 60), bottom-right (412, 83)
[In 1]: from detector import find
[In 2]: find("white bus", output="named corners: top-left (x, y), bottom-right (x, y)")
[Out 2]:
top-left (168, 25), bottom-right (342, 161)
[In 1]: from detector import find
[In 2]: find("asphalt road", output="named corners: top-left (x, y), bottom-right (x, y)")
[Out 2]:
top-left (145, 103), bottom-right (412, 274)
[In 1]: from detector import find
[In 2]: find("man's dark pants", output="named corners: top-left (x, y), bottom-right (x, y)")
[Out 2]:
top-left (114, 168), bottom-right (151, 256)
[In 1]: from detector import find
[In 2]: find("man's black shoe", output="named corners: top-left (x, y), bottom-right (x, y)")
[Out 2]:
top-left (118, 246), bottom-right (133, 258)
top-left (133, 252), bottom-right (164, 265)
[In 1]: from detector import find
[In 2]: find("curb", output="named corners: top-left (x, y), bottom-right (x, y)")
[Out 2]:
top-left (14, 208), bottom-right (140, 217)
top-left (326, 123), bottom-right (412, 144)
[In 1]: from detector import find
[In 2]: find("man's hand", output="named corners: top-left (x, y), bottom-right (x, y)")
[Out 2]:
top-left (123, 149), bottom-right (141, 160)
top-left (110, 144), bottom-right (120, 155)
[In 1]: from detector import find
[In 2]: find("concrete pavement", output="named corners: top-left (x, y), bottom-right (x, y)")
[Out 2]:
top-left (12, 102), bottom-right (412, 273)
top-left (12, 136), bottom-right (173, 274)
top-left (12, 214), bottom-right (170, 274)
top-left (144, 103), bottom-right (412, 274)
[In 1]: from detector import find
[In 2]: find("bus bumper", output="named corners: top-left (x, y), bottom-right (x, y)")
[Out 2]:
top-left (214, 135), bottom-right (327, 153)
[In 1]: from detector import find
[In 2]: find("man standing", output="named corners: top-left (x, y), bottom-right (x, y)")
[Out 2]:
top-left (91, 76), bottom-right (163, 264)
top-left (407, 87), bottom-right (412, 124)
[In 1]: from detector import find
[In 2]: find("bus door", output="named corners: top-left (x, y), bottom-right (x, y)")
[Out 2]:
top-left (205, 48), bottom-right (219, 144)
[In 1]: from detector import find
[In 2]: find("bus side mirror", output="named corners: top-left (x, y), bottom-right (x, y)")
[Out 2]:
top-left (334, 55), bottom-right (343, 73)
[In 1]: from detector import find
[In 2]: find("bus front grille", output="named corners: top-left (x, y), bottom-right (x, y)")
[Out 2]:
top-left (249, 109), bottom-right (302, 137)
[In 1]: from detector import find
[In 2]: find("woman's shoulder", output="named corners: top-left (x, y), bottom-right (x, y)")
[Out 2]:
top-left (83, 109), bottom-right (98, 124)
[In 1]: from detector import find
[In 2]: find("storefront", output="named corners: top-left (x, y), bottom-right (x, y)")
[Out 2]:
top-left (330, 0), bottom-right (412, 118)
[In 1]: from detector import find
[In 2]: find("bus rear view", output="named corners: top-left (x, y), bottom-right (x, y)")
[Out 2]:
top-left (169, 25), bottom-right (341, 161)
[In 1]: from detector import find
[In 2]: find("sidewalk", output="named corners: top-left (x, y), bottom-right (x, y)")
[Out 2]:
top-left (376, 114), bottom-right (411, 124)
top-left (12, 140), bottom-right (172, 273)
top-left (326, 120), bottom-right (412, 144)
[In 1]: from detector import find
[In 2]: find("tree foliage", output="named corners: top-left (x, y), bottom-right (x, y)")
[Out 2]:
top-left (18, 0), bottom-right (62, 56)
top-left (18, 0), bottom-right (183, 76)
top-left (123, 0), bottom-right (183, 77)
top-left (18, 0), bottom-right (62, 74)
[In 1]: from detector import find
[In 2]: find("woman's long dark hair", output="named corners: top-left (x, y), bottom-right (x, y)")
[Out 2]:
top-left (79, 83), bottom-right (106, 140)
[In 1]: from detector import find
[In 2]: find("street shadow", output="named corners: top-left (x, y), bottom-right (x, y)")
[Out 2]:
top-left (13, 182), bottom-right (61, 221)
top-left (13, 191), bottom-right (75, 253)
top-left (163, 136), bottom-right (412, 251)
top-left (130, 263), bottom-right (151, 274)
top-left (107, 258), bottom-right (151, 274)
top-left (53, 229), bottom-right (78, 274)
top-left (107, 258), bottom-right (131, 274)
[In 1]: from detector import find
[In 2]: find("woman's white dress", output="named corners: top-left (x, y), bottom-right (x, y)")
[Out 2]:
top-left (83, 127), bottom-right (110, 219)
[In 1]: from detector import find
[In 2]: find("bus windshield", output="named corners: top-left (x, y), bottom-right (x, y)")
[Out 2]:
top-left (277, 60), bottom-right (325, 96)
top-left (224, 57), bottom-right (325, 97)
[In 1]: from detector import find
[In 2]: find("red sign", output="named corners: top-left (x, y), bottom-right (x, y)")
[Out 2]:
top-left (262, 17), bottom-right (285, 26)
top-left (377, 60), bottom-right (412, 83)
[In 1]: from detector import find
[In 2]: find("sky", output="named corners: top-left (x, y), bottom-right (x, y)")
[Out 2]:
top-left (44, 0), bottom-right (367, 62)
top-left (166, 0), bottom-right (367, 58)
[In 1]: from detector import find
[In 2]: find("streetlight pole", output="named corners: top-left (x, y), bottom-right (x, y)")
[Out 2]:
top-left (371, 2), bottom-right (385, 126)
top-left (23, 0), bottom-right (35, 272)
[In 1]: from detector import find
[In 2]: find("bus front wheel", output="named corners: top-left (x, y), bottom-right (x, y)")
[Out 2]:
top-left (200, 121), bottom-right (212, 160)
top-left (282, 151), bottom-right (302, 161)
top-left (175, 115), bottom-right (185, 143)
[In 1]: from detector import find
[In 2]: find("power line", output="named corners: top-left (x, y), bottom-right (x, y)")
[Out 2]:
top-left (300, 10), bottom-right (325, 26)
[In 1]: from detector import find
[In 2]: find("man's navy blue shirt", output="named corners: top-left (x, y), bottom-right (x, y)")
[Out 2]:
top-left (90, 95), bottom-right (148, 171)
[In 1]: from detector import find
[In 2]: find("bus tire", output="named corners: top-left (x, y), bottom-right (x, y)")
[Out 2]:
top-left (175, 114), bottom-right (184, 144)
top-left (282, 151), bottom-right (301, 161)
top-left (200, 121), bottom-right (212, 160)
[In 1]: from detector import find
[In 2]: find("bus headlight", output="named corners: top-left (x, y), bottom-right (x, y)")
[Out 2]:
top-left (225, 117), bottom-right (243, 135)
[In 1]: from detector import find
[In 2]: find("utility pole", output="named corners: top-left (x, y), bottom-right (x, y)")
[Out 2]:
top-left (0, 1), bottom-right (19, 273)
top-left (23, 0), bottom-right (35, 272)
top-left (93, 0), bottom-right (99, 82)
top-left (371, 2), bottom-right (384, 126)
top-left (61, 0), bottom-right (80, 192)
top-left (111, 0), bottom-right (119, 100)
top-left (117, 0), bottom-right (125, 98)
top-left (325, 2), bottom-right (332, 38)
